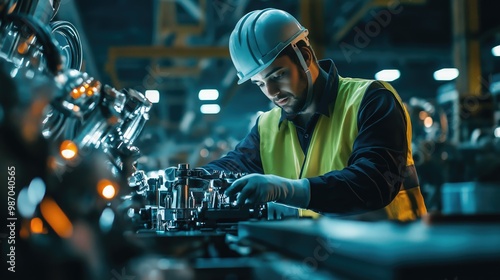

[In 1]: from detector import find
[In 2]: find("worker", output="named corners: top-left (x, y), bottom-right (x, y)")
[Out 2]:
top-left (202, 8), bottom-right (427, 221)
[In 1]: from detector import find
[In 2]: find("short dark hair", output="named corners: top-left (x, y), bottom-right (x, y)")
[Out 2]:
top-left (277, 40), bottom-right (316, 67)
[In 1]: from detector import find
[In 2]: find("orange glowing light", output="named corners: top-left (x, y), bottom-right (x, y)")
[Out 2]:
top-left (17, 42), bottom-right (29, 54)
top-left (71, 88), bottom-right (82, 99)
top-left (40, 197), bottom-right (73, 238)
top-left (424, 116), bottom-right (433, 128)
top-left (86, 88), bottom-right (95, 96)
top-left (30, 217), bottom-right (44, 234)
top-left (419, 111), bottom-right (428, 121)
top-left (60, 140), bottom-right (78, 159)
top-left (97, 179), bottom-right (117, 200)
top-left (102, 185), bottom-right (116, 199)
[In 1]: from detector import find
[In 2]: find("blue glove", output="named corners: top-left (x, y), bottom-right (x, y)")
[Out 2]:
top-left (224, 174), bottom-right (310, 208)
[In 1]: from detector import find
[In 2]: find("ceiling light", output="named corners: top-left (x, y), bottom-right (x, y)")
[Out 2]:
top-left (492, 45), bottom-right (500, 56)
top-left (199, 89), bottom-right (219, 100)
top-left (200, 104), bottom-right (220, 114)
top-left (375, 69), bottom-right (400, 82)
top-left (433, 68), bottom-right (459, 81)
top-left (145, 90), bottom-right (160, 103)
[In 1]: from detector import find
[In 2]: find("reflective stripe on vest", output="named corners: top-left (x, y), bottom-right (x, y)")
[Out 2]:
top-left (258, 77), bottom-right (427, 221)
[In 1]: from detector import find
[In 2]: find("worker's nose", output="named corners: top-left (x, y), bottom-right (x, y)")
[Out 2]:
top-left (264, 82), bottom-right (280, 97)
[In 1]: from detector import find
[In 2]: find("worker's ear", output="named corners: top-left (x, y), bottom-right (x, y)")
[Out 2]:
top-left (300, 46), bottom-right (313, 67)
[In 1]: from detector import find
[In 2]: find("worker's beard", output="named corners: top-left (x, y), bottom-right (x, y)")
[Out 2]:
top-left (280, 95), bottom-right (306, 117)
top-left (280, 71), bottom-right (310, 118)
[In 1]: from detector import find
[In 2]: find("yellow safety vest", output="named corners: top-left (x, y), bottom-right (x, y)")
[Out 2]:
top-left (258, 77), bottom-right (427, 221)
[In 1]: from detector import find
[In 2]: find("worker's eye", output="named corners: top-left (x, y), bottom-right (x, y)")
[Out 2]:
top-left (254, 82), bottom-right (264, 88)
top-left (272, 71), bottom-right (284, 80)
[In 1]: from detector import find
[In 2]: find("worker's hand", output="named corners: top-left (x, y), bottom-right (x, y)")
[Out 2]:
top-left (225, 174), bottom-right (310, 208)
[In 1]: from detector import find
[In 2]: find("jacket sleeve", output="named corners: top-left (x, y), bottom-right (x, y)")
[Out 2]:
top-left (202, 117), bottom-right (264, 174)
top-left (307, 85), bottom-right (408, 214)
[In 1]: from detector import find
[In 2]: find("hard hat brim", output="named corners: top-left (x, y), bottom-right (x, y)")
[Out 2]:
top-left (236, 29), bottom-right (309, 85)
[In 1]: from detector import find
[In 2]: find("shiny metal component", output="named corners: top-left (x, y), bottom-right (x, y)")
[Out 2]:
top-left (188, 192), bottom-right (196, 208)
top-left (0, 18), bottom-right (52, 74)
top-left (156, 209), bottom-right (164, 231)
top-left (118, 88), bottom-right (152, 144)
top-left (50, 21), bottom-right (83, 70)
top-left (42, 73), bottom-right (151, 174)
top-left (124, 164), bottom-right (263, 231)
top-left (13, 0), bottom-right (57, 25)
top-left (100, 87), bottom-right (151, 174)
top-left (128, 170), bottom-right (149, 195)
top-left (173, 181), bottom-right (190, 209)
top-left (165, 194), bottom-right (172, 209)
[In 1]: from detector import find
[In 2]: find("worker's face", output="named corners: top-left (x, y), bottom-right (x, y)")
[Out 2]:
top-left (250, 55), bottom-right (307, 115)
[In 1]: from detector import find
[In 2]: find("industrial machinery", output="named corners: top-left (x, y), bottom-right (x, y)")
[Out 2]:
top-left (0, 1), bottom-right (153, 279)
top-left (126, 163), bottom-right (266, 233)
top-left (0, 3), bottom-right (266, 278)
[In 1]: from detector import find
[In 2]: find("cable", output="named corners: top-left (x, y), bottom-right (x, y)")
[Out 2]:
top-left (50, 20), bottom-right (83, 70)
top-left (52, 0), bottom-right (61, 20)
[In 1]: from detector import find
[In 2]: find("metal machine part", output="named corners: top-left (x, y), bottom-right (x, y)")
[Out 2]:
top-left (1, 3), bottom-right (64, 75)
top-left (41, 70), bottom-right (152, 176)
top-left (12, 0), bottom-right (58, 23)
top-left (1, 2), bottom-right (153, 279)
top-left (126, 164), bottom-right (266, 232)
top-left (50, 20), bottom-right (83, 70)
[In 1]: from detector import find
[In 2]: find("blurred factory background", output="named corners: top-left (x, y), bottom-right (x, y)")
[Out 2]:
top-left (2, 0), bottom-right (500, 279)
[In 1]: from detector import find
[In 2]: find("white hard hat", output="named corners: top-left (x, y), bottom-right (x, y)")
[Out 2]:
top-left (229, 8), bottom-right (309, 84)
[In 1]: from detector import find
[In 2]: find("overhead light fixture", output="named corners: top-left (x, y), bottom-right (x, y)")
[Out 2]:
top-left (375, 69), bottom-right (400, 82)
top-left (145, 90), bottom-right (160, 103)
top-left (198, 89), bottom-right (219, 101)
top-left (492, 45), bottom-right (500, 56)
top-left (200, 104), bottom-right (220, 114)
top-left (433, 68), bottom-right (459, 81)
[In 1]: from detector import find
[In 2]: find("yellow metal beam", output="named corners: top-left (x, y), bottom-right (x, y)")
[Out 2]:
top-left (451, 0), bottom-right (488, 143)
top-left (105, 51), bottom-right (122, 89)
top-left (158, 0), bottom-right (206, 38)
top-left (300, 0), bottom-right (325, 59)
top-left (452, 0), bottom-right (481, 96)
top-left (333, 1), bottom-right (373, 43)
top-left (155, 66), bottom-right (202, 77)
top-left (105, 46), bottom-right (229, 88)
top-left (333, 0), bottom-right (427, 43)
top-left (107, 46), bottom-right (229, 58)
